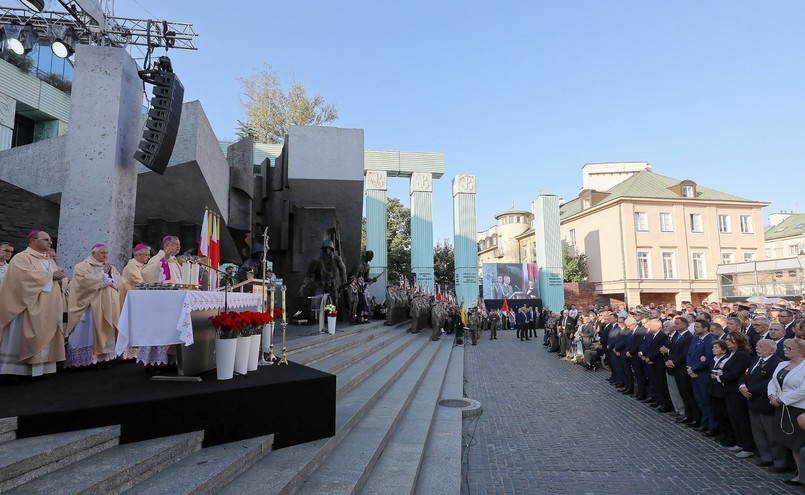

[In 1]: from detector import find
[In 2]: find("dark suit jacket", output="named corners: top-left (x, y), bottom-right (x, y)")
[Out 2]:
top-left (599, 323), bottom-right (612, 348)
top-left (719, 350), bottom-right (751, 393)
top-left (645, 331), bottom-right (669, 364)
top-left (739, 354), bottom-right (782, 415)
top-left (668, 331), bottom-right (693, 376)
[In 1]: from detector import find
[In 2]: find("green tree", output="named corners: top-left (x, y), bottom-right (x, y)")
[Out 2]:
top-left (562, 242), bottom-right (588, 282)
top-left (237, 64), bottom-right (338, 143)
top-left (433, 239), bottom-right (454, 291)
top-left (386, 198), bottom-right (411, 285)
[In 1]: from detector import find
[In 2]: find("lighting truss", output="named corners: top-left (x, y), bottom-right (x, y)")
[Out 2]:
top-left (0, 4), bottom-right (196, 51)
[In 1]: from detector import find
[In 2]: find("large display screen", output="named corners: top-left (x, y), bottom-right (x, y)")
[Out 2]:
top-left (482, 263), bottom-right (540, 300)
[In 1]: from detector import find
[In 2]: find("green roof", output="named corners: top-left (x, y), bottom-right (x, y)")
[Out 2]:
top-left (765, 213), bottom-right (805, 241)
top-left (560, 170), bottom-right (762, 219)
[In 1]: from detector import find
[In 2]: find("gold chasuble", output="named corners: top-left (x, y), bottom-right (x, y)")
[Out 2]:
top-left (141, 250), bottom-right (183, 284)
top-left (0, 247), bottom-right (66, 371)
top-left (120, 258), bottom-right (146, 306)
top-left (66, 257), bottom-right (121, 356)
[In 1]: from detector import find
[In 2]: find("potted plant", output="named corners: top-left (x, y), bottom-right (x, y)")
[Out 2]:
top-left (210, 311), bottom-right (245, 380)
top-left (324, 304), bottom-right (338, 335)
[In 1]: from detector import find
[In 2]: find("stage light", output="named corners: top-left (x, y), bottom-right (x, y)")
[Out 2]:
top-left (1, 24), bottom-right (39, 55)
top-left (20, 0), bottom-right (46, 13)
top-left (49, 25), bottom-right (77, 58)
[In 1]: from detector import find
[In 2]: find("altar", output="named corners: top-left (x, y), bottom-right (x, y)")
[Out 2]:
top-left (115, 290), bottom-right (263, 375)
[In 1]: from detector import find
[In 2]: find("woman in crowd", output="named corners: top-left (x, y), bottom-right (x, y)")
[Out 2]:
top-left (709, 340), bottom-right (734, 444)
top-left (719, 332), bottom-right (754, 457)
top-left (768, 337), bottom-right (805, 486)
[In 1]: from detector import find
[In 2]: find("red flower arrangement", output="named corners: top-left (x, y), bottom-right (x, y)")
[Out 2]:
top-left (210, 309), bottom-right (282, 339)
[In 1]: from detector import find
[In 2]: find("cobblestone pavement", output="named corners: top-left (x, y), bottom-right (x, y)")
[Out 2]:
top-left (461, 328), bottom-right (802, 495)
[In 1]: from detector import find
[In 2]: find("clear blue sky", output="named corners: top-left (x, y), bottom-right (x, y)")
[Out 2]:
top-left (113, 0), bottom-right (804, 244)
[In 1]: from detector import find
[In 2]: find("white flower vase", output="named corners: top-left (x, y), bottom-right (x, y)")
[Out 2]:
top-left (215, 338), bottom-right (237, 380)
top-left (234, 336), bottom-right (250, 375)
top-left (327, 316), bottom-right (337, 335)
top-left (248, 334), bottom-right (261, 371)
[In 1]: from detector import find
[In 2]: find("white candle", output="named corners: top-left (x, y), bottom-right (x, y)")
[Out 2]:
top-left (270, 286), bottom-right (275, 315)
top-left (181, 263), bottom-right (190, 286)
top-left (190, 263), bottom-right (200, 287)
top-left (282, 285), bottom-right (286, 323)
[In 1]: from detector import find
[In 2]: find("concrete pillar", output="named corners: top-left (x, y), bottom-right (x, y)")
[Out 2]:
top-left (625, 289), bottom-right (643, 308)
top-left (57, 44), bottom-right (142, 273)
top-left (534, 195), bottom-right (564, 312)
top-left (453, 175), bottom-right (478, 307)
top-left (675, 291), bottom-right (692, 308)
top-left (410, 172), bottom-right (434, 292)
top-left (0, 92), bottom-right (15, 151)
top-left (365, 170), bottom-right (388, 303)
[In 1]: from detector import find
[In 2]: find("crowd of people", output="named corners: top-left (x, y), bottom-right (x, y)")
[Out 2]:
top-left (0, 231), bottom-right (216, 380)
top-left (539, 301), bottom-right (805, 489)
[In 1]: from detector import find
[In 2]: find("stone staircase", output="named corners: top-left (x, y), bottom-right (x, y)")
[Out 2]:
top-left (0, 321), bottom-right (464, 494)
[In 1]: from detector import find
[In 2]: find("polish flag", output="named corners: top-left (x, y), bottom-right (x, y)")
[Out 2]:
top-left (198, 210), bottom-right (209, 257)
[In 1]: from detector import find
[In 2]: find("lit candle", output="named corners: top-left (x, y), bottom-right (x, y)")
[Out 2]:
top-left (190, 263), bottom-right (200, 288)
top-left (282, 285), bottom-right (286, 323)
top-left (181, 263), bottom-right (191, 286)
top-left (270, 286), bottom-right (275, 315)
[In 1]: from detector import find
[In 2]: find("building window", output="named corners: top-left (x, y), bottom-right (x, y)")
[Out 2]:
top-left (743, 252), bottom-right (756, 262)
top-left (659, 212), bottom-right (673, 232)
top-left (637, 251), bottom-right (651, 279)
top-left (717, 214), bottom-right (731, 233)
top-left (766, 248), bottom-right (773, 259)
top-left (692, 252), bottom-right (706, 280)
top-left (689, 213), bottom-right (703, 233)
top-left (721, 252), bottom-right (734, 265)
top-left (739, 215), bottom-right (753, 234)
top-left (568, 229), bottom-right (576, 246)
top-left (582, 197), bottom-right (591, 210)
top-left (790, 245), bottom-right (800, 256)
top-left (634, 212), bottom-right (649, 232)
top-left (662, 252), bottom-right (676, 279)
top-left (682, 186), bottom-right (694, 198)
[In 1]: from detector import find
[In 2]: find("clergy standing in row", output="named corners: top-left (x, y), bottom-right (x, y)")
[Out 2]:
top-left (64, 244), bottom-right (121, 368)
top-left (120, 244), bottom-right (151, 305)
top-left (138, 235), bottom-right (182, 369)
top-left (0, 230), bottom-right (67, 377)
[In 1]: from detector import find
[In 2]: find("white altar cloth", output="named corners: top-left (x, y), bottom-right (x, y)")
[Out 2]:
top-left (115, 290), bottom-right (262, 356)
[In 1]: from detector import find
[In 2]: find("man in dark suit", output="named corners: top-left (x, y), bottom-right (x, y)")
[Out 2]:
top-left (644, 319), bottom-right (672, 412)
top-left (686, 319), bottom-right (715, 431)
top-left (598, 312), bottom-right (613, 375)
top-left (668, 317), bottom-right (698, 424)
top-left (606, 315), bottom-right (624, 387)
top-left (749, 317), bottom-right (770, 354)
top-left (767, 323), bottom-right (787, 359)
top-left (617, 317), bottom-right (637, 395)
top-left (557, 310), bottom-right (574, 357)
top-left (628, 315), bottom-right (648, 399)
top-left (779, 309), bottom-right (796, 338)
top-left (516, 306), bottom-right (527, 342)
top-left (739, 339), bottom-right (787, 470)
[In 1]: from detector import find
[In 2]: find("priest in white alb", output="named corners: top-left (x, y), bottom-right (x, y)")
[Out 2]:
top-left (64, 243), bottom-right (121, 368)
top-left (138, 235), bottom-right (183, 369)
top-left (0, 230), bottom-right (67, 377)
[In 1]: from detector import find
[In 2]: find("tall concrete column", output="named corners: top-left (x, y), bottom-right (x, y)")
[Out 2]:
top-left (534, 195), bottom-right (564, 312)
top-left (453, 174), bottom-right (478, 307)
top-left (365, 170), bottom-right (388, 303)
top-left (58, 45), bottom-right (142, 273)
top-left (0, 92), bottom-right (15, 151)
top-left (410, 172), bottom-right (434, 292)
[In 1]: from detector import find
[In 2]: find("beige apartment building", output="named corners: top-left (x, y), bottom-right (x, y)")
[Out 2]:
top-left (765, 212), bottom-right (805, 259)
top-left (558, 162), bottom-right (769, 308)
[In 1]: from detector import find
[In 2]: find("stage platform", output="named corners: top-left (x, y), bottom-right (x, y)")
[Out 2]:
top-left (0, 360), bottom-right (335, 449)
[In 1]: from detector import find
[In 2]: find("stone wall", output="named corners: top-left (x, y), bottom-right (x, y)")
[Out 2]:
top-left (0, 179), bottom-right (60, 250)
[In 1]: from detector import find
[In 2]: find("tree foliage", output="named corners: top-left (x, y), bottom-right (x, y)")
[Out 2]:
top-left (562, 242), bottom-right (588, 283)
top-left (433, 239), bottom-right (455, 290)
top-left (386, 198), bottom-right (411, 285)
top-left (237, 64), bottom-right (338, 143)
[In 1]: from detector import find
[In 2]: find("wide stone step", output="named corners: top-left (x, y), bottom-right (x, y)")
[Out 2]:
top-left (4, 431), bottom-right (203, 495)
top-left (218, 332), bottom-right (432, 495)
top-left (414, 345), bottom-right (465, 495)
top-left (359, 338), bottom-right (454, 495)
top-left (312, 326), bottom-right (407, 376)
top-left (289, 324), bottom-right (393, 367)
top-left (333, 329), bottom-right (420, 400)
top-left (0, 425), bottom-right (120, 492)
top-left (286, 320), bottom-right (387, 356)
top-left (295, 336), bottom-right (446, 494)
top-left (124, 434), bottom-right (274, 495)
top-left (0, 416), bottom-right (17, 444)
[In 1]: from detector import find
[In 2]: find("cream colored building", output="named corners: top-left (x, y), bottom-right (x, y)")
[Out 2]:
top-left (477, 206), bottom-right (534, 276)
top-left (765, 212), bottom-right (805, 259)
top-left (558, 162), bottom-right (769, 308)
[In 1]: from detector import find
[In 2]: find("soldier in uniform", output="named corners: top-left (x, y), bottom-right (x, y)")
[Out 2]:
top-left (468, 307), bottom-right (481, 345)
